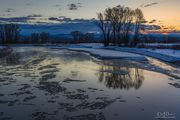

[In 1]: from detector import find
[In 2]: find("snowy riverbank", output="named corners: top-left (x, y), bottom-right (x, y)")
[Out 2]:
top-left (51, 45), bottom-right (147, 61)
top-left (58, 43), bottom-right (180, 63)
top-left (2, 44), bottom-right (180, 63)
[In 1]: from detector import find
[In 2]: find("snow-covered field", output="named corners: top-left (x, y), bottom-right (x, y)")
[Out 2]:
top-left (63, 47), bottom-right (146, 60)
top-left (71, 43), bottom-right (180, 57)
top-left (143, 43), bottom-right (180, 46)
top-left (107, 47), bottom-right (180, 62)
top-left (54, 43), bottom-right (180, 63)
top-left (1, 44), bottom-right (179, 63)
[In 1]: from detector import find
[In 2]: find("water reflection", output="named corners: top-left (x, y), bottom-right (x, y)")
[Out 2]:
top-left (2, 53), bottom-right (21, 65)
top-left (97, 65), bottom-right (144, 90)
top-left (0, 47), bottom-right (180, 120)
top-left (0, 48), bottom-right (46, 66)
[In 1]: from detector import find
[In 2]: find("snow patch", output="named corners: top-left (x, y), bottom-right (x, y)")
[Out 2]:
top-left (52, 45), bottom-right (147, 61)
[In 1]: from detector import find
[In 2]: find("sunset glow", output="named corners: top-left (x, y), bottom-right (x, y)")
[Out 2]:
top-left (0, 0), bottom-right (180, 31)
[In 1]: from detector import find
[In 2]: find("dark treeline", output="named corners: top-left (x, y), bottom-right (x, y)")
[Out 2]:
top-left (0, 23), bottom-right (96, 44)
top-left (141, 34), bottom-right (180, 43)
top-left (0, 26), bottom-right (51, 44)
top-left (22, 31), bottom-right (96, 44)
top-left (31, 32), bottom-right (50, 44)
top-left (71, 31), bottom-right (95, 43)
top-left (0, 24), bottom-right (20, 44)
top-left (97, 5), bottom-right (146, 46)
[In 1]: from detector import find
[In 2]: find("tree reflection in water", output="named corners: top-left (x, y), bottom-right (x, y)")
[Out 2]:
top-left (1, 53), bottom-right (21, 65)
top-left (97, 65), bottom-right (144, 90)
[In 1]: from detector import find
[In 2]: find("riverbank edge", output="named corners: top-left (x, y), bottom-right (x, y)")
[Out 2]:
top-left (1, 44), bottom-right (180, 63)
top-left (51, 47), bottom-right (147, 61)
top-left (0, 46), bottom-right (13, 58)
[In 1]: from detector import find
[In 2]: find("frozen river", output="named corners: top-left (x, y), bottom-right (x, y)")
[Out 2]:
top-left (0, 47), bottom-right (179, 120)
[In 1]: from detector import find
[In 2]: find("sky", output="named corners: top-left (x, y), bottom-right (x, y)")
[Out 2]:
top-left (0, 0), bottom-right (180, 30)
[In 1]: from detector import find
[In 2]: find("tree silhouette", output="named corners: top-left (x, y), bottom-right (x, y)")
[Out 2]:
top-left (0, 24), bottom-right (20, 44)
top-left (97, 65), bottom-right (144, 90)
top-left (131, 8), bottom-right (146, 46)
top-left (71, 31), bottom-right (84, 43)
top-left (84, 33), bottom-right (94, 43)
top-left (31, 33), bottom-right (40, 43)
top-left (40, 32), bottom-right (50, 43)
top-left (96, 5), bottom-right (145, 46)
top-left (97, 12), bottom-right (111, 46)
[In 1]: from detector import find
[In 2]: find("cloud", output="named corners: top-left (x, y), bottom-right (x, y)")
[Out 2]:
top-left (145, 25), bottom-right (161, 30)
top-left (0, 17), bottom-right (35, 23)
top-left (27, 14), bottom-right (42, 18)
top-left (149, 19), bottom-right (157, 24)
top-left (141, 2), bottom-right (158, 8)
top-left (0, 14), bottom-right (43, 23)
top-left (48, 17), bottom-right (59, 21)
top-left (53, 4), bottom-right (62, 11)
top-left (26, 3), bottom-right (32, 6)
top-left (77, 3), bottom-right (82, 7)
top-left (53, 4), bottom-right (61, 7)
top-left (48, 16), bottom-right (72, 22)
top-left (0, 14), bottom-right (11, 17)
top-left (67, 3), bottom-right (82, 10)
top-left (68, 3), bottom-right (78, 10)
top-left (47, 16), bottom-right (93, 23)
top-left (4, 8), bottom-right (16, 13)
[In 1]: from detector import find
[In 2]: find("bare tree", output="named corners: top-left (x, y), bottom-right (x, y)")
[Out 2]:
top-left (97, 12), bottom-right (111, 46)
top-left (40, 32), bottom-right (50, 43)
top-left (122, 7), bottom-right (134, 45)
top-left (71, 31), bottom-right (84, 43)
top-left (84, 33), bottom-right (94, 43)
top-left (115, 5), bottom-right (125, 45)
top-left (132, 8), bottom-right (146, 46)
top-left (0, 24), bottom-right (20, 44)
top-left (96, 5), bottom-right (145, 47)
top-left (0, 25), bottom-right (5, 44)
top-left (31, 33), bottom-right (40, 44)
